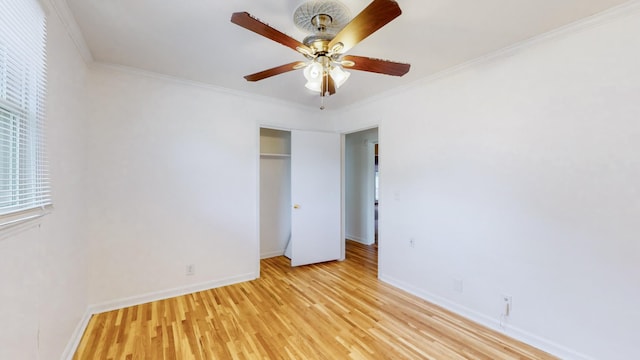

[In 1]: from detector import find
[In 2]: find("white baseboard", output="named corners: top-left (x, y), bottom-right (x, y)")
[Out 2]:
top-left (60, 309), bottom-right (93, 360)
top-left (65, 272), bottom-right (590, 359)
top-left (346, 234), bottom-right (374, 245)
top-left (260, 249), bottom-right (284, 259)
top-left (61, 272), bottom-right (257, 359)
top-left (89, 272), bottom-right (258, 314)
top-left (379, 274), bottom-right (594, 360)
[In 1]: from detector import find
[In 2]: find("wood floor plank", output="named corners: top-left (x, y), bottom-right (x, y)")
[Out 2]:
top-left (74, 241), bottom-right (557, 360)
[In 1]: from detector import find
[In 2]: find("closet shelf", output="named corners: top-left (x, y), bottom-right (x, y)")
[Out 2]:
top-left (260, 153), bottom-right (291, 158)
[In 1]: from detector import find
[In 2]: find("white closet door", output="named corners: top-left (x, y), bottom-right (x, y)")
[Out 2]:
top-left (290, 130), bottom-right (341, 266)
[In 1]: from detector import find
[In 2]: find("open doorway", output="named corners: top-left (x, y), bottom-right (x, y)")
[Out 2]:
top-left (344, 128), bottom-right (379, 252)
top-left (374, 142), bottom-right (379, 245)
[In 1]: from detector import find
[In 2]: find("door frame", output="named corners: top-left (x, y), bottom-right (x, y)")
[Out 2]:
top-left (341, 125), bottom-right (380, 254)
top-left (256, 123), bottom-right (380, 273)
top-left (257, 125), bottom-right (347, 271)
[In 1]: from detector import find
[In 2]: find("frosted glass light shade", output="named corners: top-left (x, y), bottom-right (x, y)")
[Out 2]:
top-left (305, 80), bottom-right (322, 92)
top-left (303, 61), bottom-right (350, 93)
top-left (330, 66), bottom-right (350, 88)
top-left (304, 62), bottom-right (324, 92)
top-left (304, 62), bottom-right (323, 82)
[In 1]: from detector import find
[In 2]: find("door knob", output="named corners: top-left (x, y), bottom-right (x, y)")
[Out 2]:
top-left (293, 204), bottom-right (301, 209)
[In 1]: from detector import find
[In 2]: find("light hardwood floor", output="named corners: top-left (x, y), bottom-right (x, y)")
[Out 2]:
top-left (74, 241), bottom-right (556, 359)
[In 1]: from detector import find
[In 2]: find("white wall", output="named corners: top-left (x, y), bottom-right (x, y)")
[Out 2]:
top-left (345, 128), bottom-right (378, 244)
top-left (5, 1), bottom-right (637, 359)
top-left (0, 3), bottom-right (90, 359)
top-left (336, 6), bottom-right (640, 360)
top-left (85, 66), bottom-right (326, 307)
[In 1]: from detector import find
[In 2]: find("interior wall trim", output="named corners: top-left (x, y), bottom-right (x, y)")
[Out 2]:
top-left (61, 272), bottom-right (258, 358)
top-left (346, 234), bottom-right (373, 245)
top-left (90, 62), bottom-right (322, 114)
top-left (45, 0), bottom-right (94, 63)
top-left (88, 272), bottom-right (258, 315)
top-left (260, 249), bottom-right (286, 259)
top-left (60, 309), bottom-right (93, 360)
top-left (379, 275), bottom-right (595, 360)
top-left (339, 0), bottom-right (640, 114)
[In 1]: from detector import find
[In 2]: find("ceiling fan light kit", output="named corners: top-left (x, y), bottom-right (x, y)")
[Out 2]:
top-left (329, 66), bottom-right (350, 88)
top-left (231, 0), bottom-right (410, 109)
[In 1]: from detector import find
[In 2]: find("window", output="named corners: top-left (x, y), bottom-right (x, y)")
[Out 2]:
top-left (0, 0), bottom-right (49, 225)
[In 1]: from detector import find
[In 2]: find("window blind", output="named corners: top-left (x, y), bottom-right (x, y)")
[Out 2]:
top-left (0, 0), bottom-right (49, 219)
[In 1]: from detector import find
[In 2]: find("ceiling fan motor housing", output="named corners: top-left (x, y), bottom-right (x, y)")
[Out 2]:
top-left (311, 14), bottom-right (333, 32)
top-left (304, 37), bottom-right (331, 53)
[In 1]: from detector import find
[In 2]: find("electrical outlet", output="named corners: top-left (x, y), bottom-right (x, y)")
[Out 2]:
top-left (186, 264), bottom-right (195, 276)
top-left (502, 295), bottom-right (513, 317)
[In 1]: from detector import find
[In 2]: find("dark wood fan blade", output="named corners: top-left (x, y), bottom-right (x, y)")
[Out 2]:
top-left (328, 0), bottom-right (402, 54)
top-left (231, 12), bottom-right (312, 53)
top-left (321, 74), bottom-right (336, 96)
top-left (342, 55), bottom-right (410, 76)
top-left (244, 62), bottom-right (306, 82)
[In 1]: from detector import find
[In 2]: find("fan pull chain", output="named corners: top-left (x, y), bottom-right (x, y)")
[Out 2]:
top-left (320, 70), bottom-right (328, 110)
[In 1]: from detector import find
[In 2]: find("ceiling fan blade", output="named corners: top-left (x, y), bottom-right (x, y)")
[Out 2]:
top-left (342, 55), bottom-right (410, 76)
top-left (244, 61), bottom-right (306, 82)
top-left (328, 0), bottom-right (402, 54)
top-left (231, 12), bottom-right (312, 54)
top-left (321, 74), bottom-right (336, 96)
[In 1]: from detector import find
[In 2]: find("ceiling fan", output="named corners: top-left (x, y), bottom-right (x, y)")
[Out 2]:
top-left (230, 0), bottom-right (410, 109)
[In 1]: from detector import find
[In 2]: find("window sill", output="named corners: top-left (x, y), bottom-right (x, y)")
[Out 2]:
top-left (0, 206), bottom-right (53, 240)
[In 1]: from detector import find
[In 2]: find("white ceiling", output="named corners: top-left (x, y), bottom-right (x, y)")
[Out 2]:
top-left (65, 0), bottom-right (630, 109)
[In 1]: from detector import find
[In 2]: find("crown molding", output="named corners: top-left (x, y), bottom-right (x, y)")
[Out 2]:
top-left (43, 0), bottom-right (94, 63)
top-left (339, 0), bottom-right (640, 114)
top-left (89, 62), bottom-right (321, 113)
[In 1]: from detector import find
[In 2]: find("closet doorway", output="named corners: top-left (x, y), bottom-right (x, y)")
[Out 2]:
top-left (259, 128), bottom-right (291, 259)
top-left (259, 127), bottom-right (341, 266)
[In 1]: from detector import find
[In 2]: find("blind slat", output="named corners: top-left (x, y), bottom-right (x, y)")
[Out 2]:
top-left (0, 0), bottom-right (49, 217)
